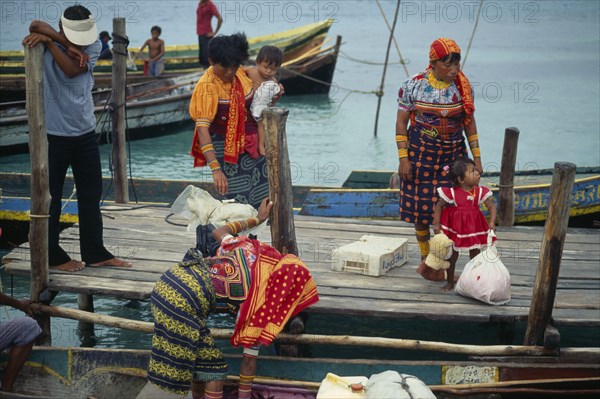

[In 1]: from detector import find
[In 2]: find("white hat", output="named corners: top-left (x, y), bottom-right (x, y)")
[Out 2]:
top-left (60, 14), bottom-right (97, 46)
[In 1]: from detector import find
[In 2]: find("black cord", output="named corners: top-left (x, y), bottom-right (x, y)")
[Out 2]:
top-left (164, 212), bottom-right (188, 227)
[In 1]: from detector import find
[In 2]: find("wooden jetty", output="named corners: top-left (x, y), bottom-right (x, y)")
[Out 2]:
top-left (3, 206), bottom-right (599, 329)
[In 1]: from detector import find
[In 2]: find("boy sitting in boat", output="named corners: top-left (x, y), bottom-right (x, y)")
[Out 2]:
top-left (246, 45), bottom-right (284, 156)
top-left (136, 198), bottom-right (319, 399)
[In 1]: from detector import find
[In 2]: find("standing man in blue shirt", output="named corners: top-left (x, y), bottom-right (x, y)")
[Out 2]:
top-left (22, 5), bottom-right (131, 271)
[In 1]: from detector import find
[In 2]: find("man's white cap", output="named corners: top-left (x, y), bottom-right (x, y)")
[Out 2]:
top-left (60, 14), bottom-right (97, 46)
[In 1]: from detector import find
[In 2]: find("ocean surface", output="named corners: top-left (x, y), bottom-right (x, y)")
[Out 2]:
top-left (1, 1), bottom-right (600, 349)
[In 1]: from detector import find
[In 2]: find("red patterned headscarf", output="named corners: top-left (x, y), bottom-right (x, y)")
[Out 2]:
top-left (428, 38), bottom-right (475, 127)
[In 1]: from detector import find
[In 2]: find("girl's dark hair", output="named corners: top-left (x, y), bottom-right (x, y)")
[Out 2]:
top-left (438, 52), bottom-right (461, 64)
top-left (63, 5), bottom-right (92, 20)
top-left (208, 33), bottom-right (249, 68)
top-left (448, 157), bottom-right (476, 185)
top-left (256, 45), bottom-right (283, 67)
top-left (151, 26), bottom-right (161, 35)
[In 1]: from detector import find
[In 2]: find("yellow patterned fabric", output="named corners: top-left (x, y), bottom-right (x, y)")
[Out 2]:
top-left (147, 252), bottom-right (227, 395)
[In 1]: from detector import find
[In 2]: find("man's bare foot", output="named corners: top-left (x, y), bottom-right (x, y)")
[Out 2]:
top-left (50, 260), bottom-right (85, 272)
top-left (441, 282), bottom-right (455, 291)
top-left (88, 258), bottom-right (132, 268)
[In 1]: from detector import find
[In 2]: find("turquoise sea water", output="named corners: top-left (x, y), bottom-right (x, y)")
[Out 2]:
top-left (1, 0), bottom-right (599, 185)
top-left (1, 1), bottom-right (600, 349)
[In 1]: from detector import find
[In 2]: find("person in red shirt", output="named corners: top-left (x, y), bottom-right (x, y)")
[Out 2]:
top-left (197, 0), bottom-right (222, 68)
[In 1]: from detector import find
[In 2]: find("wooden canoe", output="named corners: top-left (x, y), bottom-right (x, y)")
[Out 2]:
top-left (1, 167), bottom-right (599, 225)
top-left (0, 19), bottom-right (334, 76)
top-left (299, 168), bottom-right (600, 226)
top-left (1, 346), bottom-right (599, 398)
top-left (0, 38), bottom-right (341, 154)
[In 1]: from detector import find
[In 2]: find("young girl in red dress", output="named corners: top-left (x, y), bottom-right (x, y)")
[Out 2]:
top-left (432, 158), bottom-right (497, 291)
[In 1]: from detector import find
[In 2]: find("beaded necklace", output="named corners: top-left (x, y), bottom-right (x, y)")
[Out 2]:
top-left (428, 71), bottom-right (451, 90)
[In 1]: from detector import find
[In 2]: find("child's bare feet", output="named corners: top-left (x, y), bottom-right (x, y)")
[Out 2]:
top-left (441, 282), bottom-right (455, 291)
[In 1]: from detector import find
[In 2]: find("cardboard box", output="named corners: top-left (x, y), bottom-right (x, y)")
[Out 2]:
top-left (332, 235), bottom-right (408, 276)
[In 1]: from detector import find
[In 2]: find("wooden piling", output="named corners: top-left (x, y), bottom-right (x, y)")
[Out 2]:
top-left (77, 294), bottom-right (95, 345)
top-left (24, 44), bottom-right (51, 344)
top-left (498, 127), bottom-right (520, 226)
top-left (524, 162), bottom-right (576, 345)
top-left (263, 108), bottom-right (298, 255)
top-left (111, 18), bottom-right (129, 203)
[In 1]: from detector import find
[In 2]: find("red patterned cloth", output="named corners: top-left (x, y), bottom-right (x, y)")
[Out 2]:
top-left (231, 241), bottom-right (319, 348)
top-left (438, 186), bottom-right (495, 250)
top-left (428, 38), bottom-right (475, 127)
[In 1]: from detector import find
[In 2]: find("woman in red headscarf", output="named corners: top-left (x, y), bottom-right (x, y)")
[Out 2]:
top-left (395, 38), bottom-right (483, 281)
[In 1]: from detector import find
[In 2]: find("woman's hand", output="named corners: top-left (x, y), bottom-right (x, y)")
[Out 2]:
top-left (399, 158), bottom-right (412, 181)
top-left (212, 169), bottom-right (228, 195)
top-left (257, 198), bottom-right (273, 223)
top-left (22, 32), bottom-right (51, 48)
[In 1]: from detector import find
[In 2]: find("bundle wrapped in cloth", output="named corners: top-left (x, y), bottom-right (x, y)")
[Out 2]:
top-left (170, 185), bottom-right (260, 232)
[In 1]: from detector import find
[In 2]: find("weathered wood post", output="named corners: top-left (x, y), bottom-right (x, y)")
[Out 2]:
top-left (24, 43), bottom-right (51, 344)
top-left (498, 127), bottom-right (519, 226)
top-left (263, 108), bottom-right (298, 255)
top-left (77, 294), bottom-right (95, 345)
top-left (112, 17), bottom-right (128, 203)
top-left (524, 162), bottom-right (576, 345)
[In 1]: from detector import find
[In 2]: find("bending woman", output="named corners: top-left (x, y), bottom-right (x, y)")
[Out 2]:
top-left (189, 33), bottom-right (269, 209)
top-left (137, 198), bottom-right (319, 399)
top-left (395, 38), bottom-right (483, 280)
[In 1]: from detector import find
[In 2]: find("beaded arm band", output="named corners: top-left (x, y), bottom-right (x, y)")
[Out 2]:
top-left (396, 134), bottom-right (408, 159)
top-left (208, 159), bottom-right (221, 172)
top-left (467, 133), bottom-right (481, 158)
top-left (225, 217), bottom-right (261, 235)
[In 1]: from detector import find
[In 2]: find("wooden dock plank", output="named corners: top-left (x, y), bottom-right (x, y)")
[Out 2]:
top-left (2, 206), bottom-right (599, 328)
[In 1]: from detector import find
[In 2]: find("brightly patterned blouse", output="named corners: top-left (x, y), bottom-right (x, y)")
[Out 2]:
top-left (397, 70), bottom-right (469, 140)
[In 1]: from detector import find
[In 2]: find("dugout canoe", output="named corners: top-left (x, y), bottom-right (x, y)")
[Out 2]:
top-left (1, 345), bottom-right (599, 398)
top-left (0, 19), bottom-right (335, 101)
top-left (1, 167), bottom-right (599, 232)
top-left (299, 168), bottom-right (600, 226)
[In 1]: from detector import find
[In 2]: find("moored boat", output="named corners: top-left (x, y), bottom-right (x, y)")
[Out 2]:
top-left (299, 168), bottom-right (600, 226)
top-left (0, 19), bottom-right (335, 102)
top-left (2, 344), bottom-right (599, 398)
top-left (1, 167), bottom-right (599, 229)
top-left (0, 36), bottom-right (341, 154)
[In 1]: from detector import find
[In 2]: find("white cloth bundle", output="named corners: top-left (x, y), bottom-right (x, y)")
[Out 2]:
top-left (455, 231), bottom-right (511, 305)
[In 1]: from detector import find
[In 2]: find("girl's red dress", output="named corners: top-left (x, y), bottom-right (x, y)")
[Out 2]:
top-left (437, 186), bottom-right (495, 250)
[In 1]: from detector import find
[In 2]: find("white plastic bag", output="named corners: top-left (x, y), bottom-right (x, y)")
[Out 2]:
top-left (365, 370), bottom-right (436, 399)
top-left (455, 231), bottom-right (511, 305)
